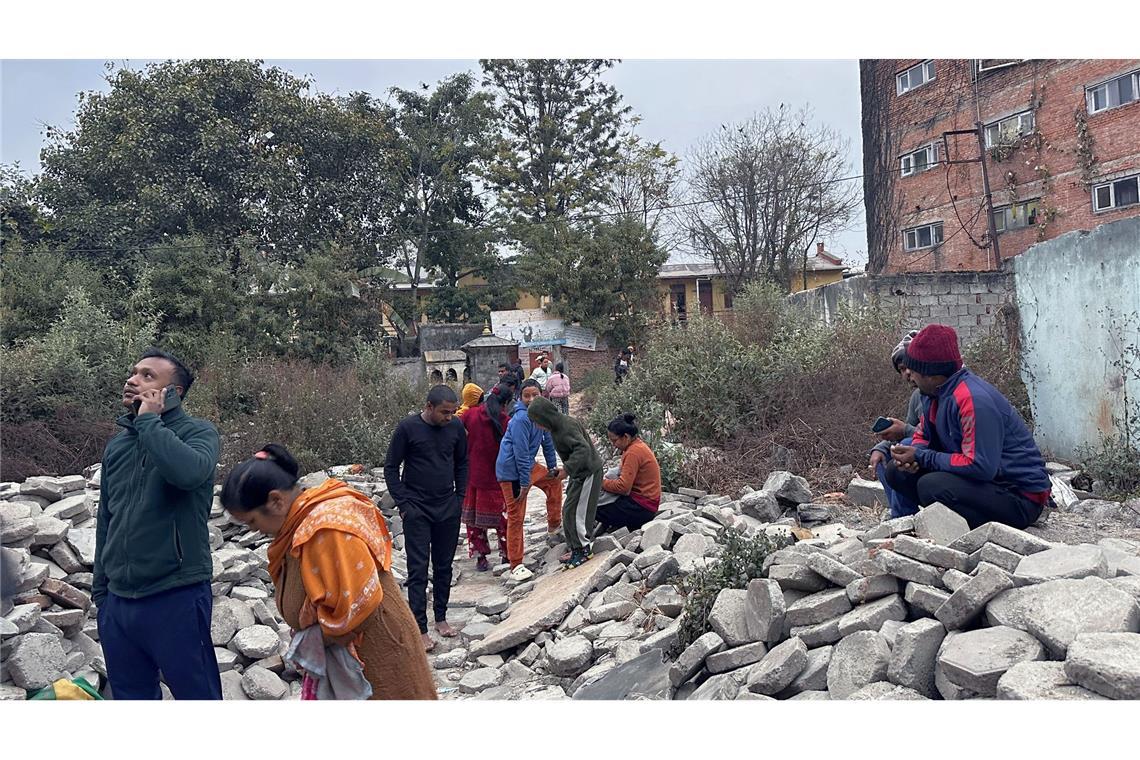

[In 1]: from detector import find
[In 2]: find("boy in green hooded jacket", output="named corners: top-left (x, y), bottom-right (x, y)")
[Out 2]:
top-left (527, 396), bottom-right (603, 568)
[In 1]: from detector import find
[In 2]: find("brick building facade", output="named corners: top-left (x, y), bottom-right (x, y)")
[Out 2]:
top-left (860, 59), bottom-right (1140, 273)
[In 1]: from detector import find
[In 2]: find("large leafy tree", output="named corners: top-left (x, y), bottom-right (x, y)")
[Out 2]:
top-left (37, 59), bottom-right (395, 262)
top-left (379, 73), bottom-right (499, 331)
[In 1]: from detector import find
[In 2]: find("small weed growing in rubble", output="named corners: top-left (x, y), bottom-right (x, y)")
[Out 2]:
top-left (672, 528), bottom-right (792, 653)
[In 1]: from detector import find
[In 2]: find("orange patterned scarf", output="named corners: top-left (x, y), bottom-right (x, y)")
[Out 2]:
top-left (269, 479), bottom-right (393, 635)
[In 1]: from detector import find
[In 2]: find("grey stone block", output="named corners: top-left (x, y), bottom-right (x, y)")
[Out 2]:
top-left (709, 589), bottom-right (757, 647)
top-left (643, 584), bottom-right (685, 617)
top-left (459, 667), bottom-right (505, 694)
top-left (847, 477), bottom-right (887, 508)
top-left (874, 550), bottom-right (945, 588)
top-left (789, 617), bottom-right (843, 648)
top-left (973, 542), bottom-right (1023, 574)
top-left (1063, 632), bottom-right (1140, 700)
top-left (785, 589), bottom-right (853, 627)
top-left (942, 568), bottom-right (972, 592)
top-left (847, 682), bottom-right (928, 700)
top-left (706, 641), bottom-right (769, 675)
top-left (769, 563), bottom-right (829, 592)
top-left (891, 534), bottom-right (971, 572)
top-left (904, 583), bottom-right (951, 617)
top-left (739, 490), bottom-right (782, 522)
top-left (806, 552), bottom-right (862, 586)
top-left (787, 690), bottom-right (830, 700)
top-left (763, 471), bottom-right (812, 505)
top-left (935, 563), bottom-right (1014, 630)
top-left (776, 645), bottom-right (832, 697)
top-left (828, 630), bottom-right (890, 699)
top-left (6, 632), bottom-right (67, 689)
top-left (879, 619), bottom-right (906, 649)
top-left (996, 661), bottom-right (1107, 700)
top-left (669, 631), bottom-right (724, 687)
top-left (937, 626), bottom-right (1046, 697)
top-left (687, 672), bottom-right (741, 701)
top-left (913, 503), bottom-right (970, 546)
top-left (846, 574), bottom-right (900, 604)
top-left (887, 618), bottom-right (946, 698)
top-left (645, 556), bottom-right (681, 588)
top-left (746, 636), bottom-right (808, 695)
top-left (547, 636), bottom-right (595, 677)
top-left (837, 593), bottom-right (907, 637)
top-left (744, 578), bottom-right (786, 644)
top-left (1014, 544), bottom-right (1110, 584)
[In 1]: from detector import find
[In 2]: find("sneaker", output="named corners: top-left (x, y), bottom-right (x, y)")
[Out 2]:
top-left (507, 564), bottom-right (534, 582)
top-left (561, 548), bottom-right (593, 570)
top-left (476, 556), bottom-right (490, 572)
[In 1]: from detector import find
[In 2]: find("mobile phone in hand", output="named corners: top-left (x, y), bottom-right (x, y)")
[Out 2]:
top-left (871, 416), bottom-right (893, 433)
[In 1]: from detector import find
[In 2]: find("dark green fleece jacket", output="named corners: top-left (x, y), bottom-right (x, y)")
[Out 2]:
top-left (527, 396), bottom-right (603, 478)
top-left (92, 389), bottom-right (220, 604)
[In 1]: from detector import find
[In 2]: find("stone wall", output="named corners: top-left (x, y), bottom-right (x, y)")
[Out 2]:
top-left (389, 356), bottom-right (425, 389)
top-left (562, 346), bottom-right (616, 385)
top-left (418, 323), bottom-right (485, 354)
top-left (787, 271), bottom-right (1015, 345)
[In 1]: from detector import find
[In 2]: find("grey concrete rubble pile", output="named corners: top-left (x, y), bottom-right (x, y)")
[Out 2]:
top-left (1, 465), bottom-right (400, 701)
top-left (428, 470), bottom-right (1140, 701)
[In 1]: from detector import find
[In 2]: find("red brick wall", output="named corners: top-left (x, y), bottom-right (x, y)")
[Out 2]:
top-left (561, 346), bottom-right (615, 383)
top-left (863, 59), bottom-right (1140, 273)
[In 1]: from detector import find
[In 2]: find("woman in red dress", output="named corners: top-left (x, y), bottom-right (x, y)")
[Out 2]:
top-left (461, 383), bottom-right (513, 571)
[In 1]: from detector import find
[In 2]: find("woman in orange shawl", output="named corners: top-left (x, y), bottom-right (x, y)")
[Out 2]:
top-left (220, 443), bottom-right (436, 700)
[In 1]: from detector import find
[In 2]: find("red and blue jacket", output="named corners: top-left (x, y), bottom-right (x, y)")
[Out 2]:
top-left (912, 368), bottom-right (1052, 504)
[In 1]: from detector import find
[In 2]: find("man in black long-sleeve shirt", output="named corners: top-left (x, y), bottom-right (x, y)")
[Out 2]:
top-left (384, 384), bottom-right (468, 651)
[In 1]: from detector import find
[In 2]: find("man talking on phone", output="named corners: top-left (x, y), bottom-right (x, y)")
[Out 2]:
top-left (93, 348), bottom-right (222, 699)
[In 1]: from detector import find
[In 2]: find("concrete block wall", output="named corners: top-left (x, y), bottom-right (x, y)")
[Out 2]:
top-left (787, 271), bottom-right (1014, 344)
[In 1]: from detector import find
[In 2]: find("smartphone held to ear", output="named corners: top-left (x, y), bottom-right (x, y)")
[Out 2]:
top-left (871, 416), bottom-right (893, 433)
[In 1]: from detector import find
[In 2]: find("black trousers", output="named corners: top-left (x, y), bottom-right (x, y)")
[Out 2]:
top-left (401, 502), bottom-right (461, 633)
top-left (596, 495), bottom-right (656, 532)
top-left (881, 463), bottom-right (1043, 530)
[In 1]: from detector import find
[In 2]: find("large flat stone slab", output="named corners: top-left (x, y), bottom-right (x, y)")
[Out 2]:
top-left (573, 648), bottom-right (672, 700)
top-left (1013, 544), bottom-right (1110, 585)
top-left (1019, 577), bottom-right (1139, 657)
top-left (1063, 632), bottom-right (1140, 700)
top-left (937, 625), bottom-right (1046, 697)
top-left (471, 550), bottom-right (613, 655)
top-left (996, 661), bottom-right (1107, 700)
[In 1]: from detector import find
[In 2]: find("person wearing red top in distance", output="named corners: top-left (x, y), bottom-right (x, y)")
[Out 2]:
top-left (461, 384), bottom-right (513, 571)
top-left (883, 324), bottom-right (1052, 530)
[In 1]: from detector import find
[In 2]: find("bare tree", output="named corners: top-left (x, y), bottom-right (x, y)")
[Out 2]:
top-left (606, 118), bottom-right (684, 251)
top-left (683, 105), bottom-right (861, 293)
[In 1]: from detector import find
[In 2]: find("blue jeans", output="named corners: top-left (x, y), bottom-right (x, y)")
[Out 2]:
top-left (876, 436), bottom-right (919, 518)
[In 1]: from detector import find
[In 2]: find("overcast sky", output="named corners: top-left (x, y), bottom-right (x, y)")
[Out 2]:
top-left (0, 59), bottom-right (868, 265)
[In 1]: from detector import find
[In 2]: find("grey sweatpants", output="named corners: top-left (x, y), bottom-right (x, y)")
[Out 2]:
top-left (563, 468), bottom-right (603, 551)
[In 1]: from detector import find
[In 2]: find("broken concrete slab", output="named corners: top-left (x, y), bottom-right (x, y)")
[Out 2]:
top-left (669, 631), bottom-right (725, 687)
top-left (836, 593), bottom-right (907, 638)
top-left (1015, 577), bottom-right (1140, 657)
top-left (904, 583), bottom-right (951, 617)
top-left (776, 644), bottom-right (832, 698)
top-left (746, 636), bottom-right (808, 695)
top-left (739, 490), bottom-right (781, 522)
top-left (471, 550), bottom-right (613, 656)
top-left (785, 589), bottom-right (852, 628)
top-left (873, 550), bottom-right (945, 588)
top-left (574, 648), bottom-right (672, 700)
top-left (1014, 544), bottom-right (1110, 585)
top-left (768, 563), bottom-right (829, 592)
top-left (1063, 632), bottom-right (1140, 700)
top-left (828, 630), bottom-right (891, 699)
top-left (763, 471), bottom-right (812, 506)
top-left (806, 552), bottom-right (862, 587)
top-left (709, 589), bottom-right (757, 647)
top-left (972, 542), bottom-right (1023, 574)
top-left (935, 563), bottom-right (1015, 630)
top-left (913, 503), bottom-right (970, 546)
top-left (847, 477), bottom-right (887, 508)
top-left (789, 617), bottom-right (844, 648)
top-left (706, 641), bottom-right (769, 674)
top-left (996, 661), bottom-right (1107, 700)
top-left (846, 574), bottom-right (900, 605)
top-left (891, 534), bottom-right (971, 572)
top-left (887, 618), bottom-right (946, 699)
top-left (744, 578), bottom-right (787, 644)
top-left (937, 625), bottom-right (1046, 697)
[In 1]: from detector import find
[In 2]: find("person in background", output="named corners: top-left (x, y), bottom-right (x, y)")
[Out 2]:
top-left (596, 414), bottom-right (662, 532)
top-left (883, 324), bottom-right (1051, 530)
top-left (93, 348), bottom-right (221, 700)
top-left (614, 349), bottom-right (632, 385)
top-left (545, 362), bottom-right (572, 415)
top-left (457, 382), bottom-right (484, 418)
top-left (530, 355), bottom-right (552, 392)
top-left (221, 444), bottom-right (436, 700)
top-left (869, 330), bottom-right (923, 518)
top-left (509, 359), bottom-right (526, 399)
top-left (527, 396), bottom-right (604, 569)
top-left (462, 384), bottom-right (513, 571)
top-left (383, 385), bottom-right (468, 651)
top-left (495, 379), bottom-right (564, 582)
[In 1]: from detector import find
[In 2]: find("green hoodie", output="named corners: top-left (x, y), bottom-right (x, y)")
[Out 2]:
top-left (92, 388), bottom-right (220, 605)
top-left (526, 396), bottom-right (602, 478)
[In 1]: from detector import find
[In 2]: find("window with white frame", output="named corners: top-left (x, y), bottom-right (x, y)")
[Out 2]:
top-left (1086, 71), bottom-right (1140, 114)
top-left (984, 111), bottom-right (1036, 148)
top-left (903, 222), bottom-right (944, 251)
top-left (1092, 175), bottom-right (1140, 212)
top-left (896, 61), bottom-right (936, 95)
top-left (992, 199), bottom-right (1040, 233)
top-left (900, 143), bottom-right (940, 177)
top-left (976, 59), bottom-right (1021, 73)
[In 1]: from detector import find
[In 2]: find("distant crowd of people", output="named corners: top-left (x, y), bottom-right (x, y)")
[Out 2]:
top-left (73, 322), bottom-right (1052, 701)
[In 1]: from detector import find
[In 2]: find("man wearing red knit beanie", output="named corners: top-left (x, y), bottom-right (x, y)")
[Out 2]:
top-left (883, 324), bottom-right (1052, 530)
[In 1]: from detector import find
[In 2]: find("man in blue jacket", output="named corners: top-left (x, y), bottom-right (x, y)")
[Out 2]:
top-left (94, 349), bottom-right (222, 699)
top-left (496, 379), bottom-right (563, 581)
top-left (884, 324), bottom-right (1051, 529)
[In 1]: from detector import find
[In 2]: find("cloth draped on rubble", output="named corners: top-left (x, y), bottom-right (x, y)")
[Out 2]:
top-left (285, 625), bottom-right (372, 700)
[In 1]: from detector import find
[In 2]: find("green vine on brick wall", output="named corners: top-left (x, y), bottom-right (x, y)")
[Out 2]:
top-left (1074, 108), bottom-right (1097, 188)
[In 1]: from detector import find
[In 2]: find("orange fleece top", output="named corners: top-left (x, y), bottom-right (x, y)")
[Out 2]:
top-left (602, 438), bottom-right (661, 512)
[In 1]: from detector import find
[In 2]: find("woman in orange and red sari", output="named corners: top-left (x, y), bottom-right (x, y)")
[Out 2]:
top-left (220, 443), bottom-right (436, 700)
top-left (461, 383), bottom-right (513, 571)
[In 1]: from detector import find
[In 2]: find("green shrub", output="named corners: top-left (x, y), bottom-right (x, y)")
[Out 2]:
top-left (1075, 434), bottom-right (1140, 500)
top-left (673, 528), bottom-right (791, 652)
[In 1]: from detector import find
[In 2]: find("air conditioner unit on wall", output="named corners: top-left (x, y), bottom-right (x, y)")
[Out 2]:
top-left (976, 59), bottom-right (1022, 74)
